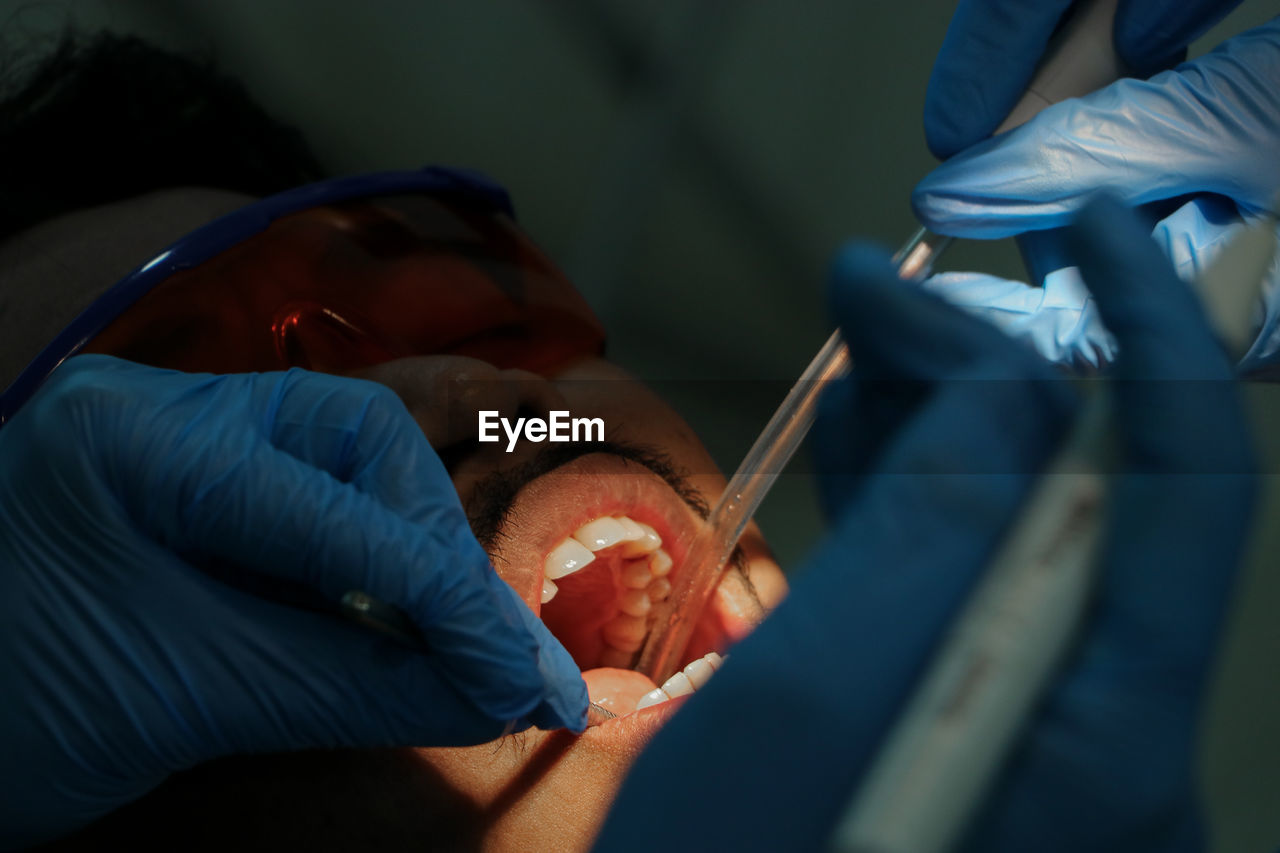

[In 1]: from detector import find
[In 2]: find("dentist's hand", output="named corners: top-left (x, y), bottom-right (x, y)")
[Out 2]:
top-left (594, 197), bottom-right (1255, 851)
top-left (923, 0), bottom-right (1244, 160)
top-left (0, 356), bottom-right (586, 849)
top-left (914, 16), bottom-right (1280, 370)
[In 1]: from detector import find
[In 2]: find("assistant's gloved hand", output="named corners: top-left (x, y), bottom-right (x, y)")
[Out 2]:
top-left (594, 196), bottom-right (1255, 852)
top-left (923, 0), bottom-right (1244, 160)
top-left (0, 355), bottom-right (586, 849)
top-left (914, 15), bottom-right (1280, 370)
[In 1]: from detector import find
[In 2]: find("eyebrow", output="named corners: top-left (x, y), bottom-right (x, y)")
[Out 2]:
top-left (465, 440), bottom-right (709, 550)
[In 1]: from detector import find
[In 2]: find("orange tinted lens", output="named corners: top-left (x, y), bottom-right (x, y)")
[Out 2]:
top-left (82, 194), bottom-right (604, 376)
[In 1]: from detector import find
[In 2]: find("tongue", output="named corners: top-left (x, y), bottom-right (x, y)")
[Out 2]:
top-left (582, 667), bottom-right (659, 717)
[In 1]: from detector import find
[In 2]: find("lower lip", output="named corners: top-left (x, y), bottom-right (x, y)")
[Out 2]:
top-left (583, 694), bottom-right (688, 738)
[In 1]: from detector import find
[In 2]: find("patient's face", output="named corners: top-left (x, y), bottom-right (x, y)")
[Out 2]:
top-left (347, 353), bottom-right (787, 851)
top-left (16, 190), bottom-right (788, 851)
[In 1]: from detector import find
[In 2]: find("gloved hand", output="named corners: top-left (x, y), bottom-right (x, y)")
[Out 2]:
top-left (923, 0), bottom-right (1244, 160)
top-left (0, 355), bottom-right (586, 849)
top-left (593, 196), bottom-right (1255, 852)
top-left (913, 16), bottom-right (1280, 370)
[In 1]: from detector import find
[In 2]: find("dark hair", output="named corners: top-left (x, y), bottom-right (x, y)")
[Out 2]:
top-left (0, 31), bottom-right (325, 240)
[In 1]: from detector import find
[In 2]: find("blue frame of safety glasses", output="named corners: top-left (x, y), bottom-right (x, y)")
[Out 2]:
top-left (0, 166), bottom-right (516, 427)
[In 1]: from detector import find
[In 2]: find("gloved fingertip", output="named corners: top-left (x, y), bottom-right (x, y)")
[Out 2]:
top-left (558, 702), bottom-right (590, 735)
top-left (812, 375), bottom-right (861, 519)
top-left (546, 666), bottom-right (589, 732)
top-left (923, 91), bottom-right (973, 162)
top-left (522, 680), bottom-right (588, 733)
top-left (909, 178), bottom-right (941, 230)
top-left (496, 589), bottom-right (590, 732)
top-left (1064, 192), bottom-right (1159, 315)
top-left (1113, 0), bottom-right (1227, 75)
top-left (910, 156), bottom-right (1004, 239)
top-left (468, 662), bottom-right (584, 732)
top-left (827, 241), bottom-right (900, 320)
top-left (1067, 192), bottom-right (1233, 380)
top-left (1067, 191), bottom-right (1132, 239)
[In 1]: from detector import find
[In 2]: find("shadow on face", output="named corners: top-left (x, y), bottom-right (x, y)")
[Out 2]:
top-left (12, 192), bottom-right (786, 852)
top-left (36, 354), bottom-right (785, 853)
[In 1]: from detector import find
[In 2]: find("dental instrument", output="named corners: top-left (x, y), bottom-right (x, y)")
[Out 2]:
top-left (340, 591), bottom-right (616, 729)
top-left (636, 0), bottom-right (1126, 687)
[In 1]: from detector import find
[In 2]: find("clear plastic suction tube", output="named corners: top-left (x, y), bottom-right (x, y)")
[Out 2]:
top-left (635, 228), bottom-right (952, 685)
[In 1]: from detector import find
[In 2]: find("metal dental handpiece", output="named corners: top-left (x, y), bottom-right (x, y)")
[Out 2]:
top-left (636, 0), bottom-right (1127, 688)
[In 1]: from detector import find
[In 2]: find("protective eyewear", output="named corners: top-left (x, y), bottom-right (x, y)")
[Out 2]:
top-left (0, 167), bottom-right (605, 426)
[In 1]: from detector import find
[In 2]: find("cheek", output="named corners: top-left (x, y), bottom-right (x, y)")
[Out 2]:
top-left (746, 558), bottom-right (789, 614)
top-left (739, 527), bottom-right (789, 612)
top-left (707, 559), bottom-right (785, 647)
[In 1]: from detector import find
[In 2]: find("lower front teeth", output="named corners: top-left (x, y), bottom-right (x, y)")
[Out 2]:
top-left (635, 689), bottom-right (667, 710)
top-left (682, 657), bottom-right (714, 689)
top-left (662, 671), bottom-right (694, 698)
top-left (635, 652), bottom-right (726, 711)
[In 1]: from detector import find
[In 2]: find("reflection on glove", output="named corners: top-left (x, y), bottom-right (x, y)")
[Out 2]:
top-left (594, 197), bottom-right (1255, 852)
top-left (0, 356), bottom-right (586, 848)
top-left (915, 18), bottom-right (1280, 370)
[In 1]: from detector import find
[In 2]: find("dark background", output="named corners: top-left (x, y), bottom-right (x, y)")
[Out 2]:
top-left (2, 1), bottom-right (1276, 848)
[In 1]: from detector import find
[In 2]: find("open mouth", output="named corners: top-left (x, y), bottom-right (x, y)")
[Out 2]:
top-left (539, 512), bottom-right (730, 720)
top-left (484, 452), bottom-right (741, 729)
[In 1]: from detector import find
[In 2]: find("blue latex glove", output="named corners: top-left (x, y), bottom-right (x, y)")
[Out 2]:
top-left (593, 196), bottom-right (1255, 852)
top-left (0, 355), bottom-right (587, 849)
top-left (914, 17), bottom-right (1280, 371)
top-left (923, 0), bottom-right (1244, 159)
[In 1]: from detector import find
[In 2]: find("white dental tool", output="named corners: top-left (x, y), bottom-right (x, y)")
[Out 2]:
top-left (638, 0), bottom-right (1128, 688)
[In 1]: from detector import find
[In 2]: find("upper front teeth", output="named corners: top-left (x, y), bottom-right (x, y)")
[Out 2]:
top-left (542, 514), bottom-right (665, 600)
top-left (620, 523), bottom-right (662, 558)
top-left (541, 514), bottom-right (677, 668)
top-left (615, 516), bottom-right (647, 542)
top-left (573, 517), bottom-right (630, 551)
top-left (541, 578), bottom-right (559, 603)
top-left (544, 538), bottom-right (596, 580)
